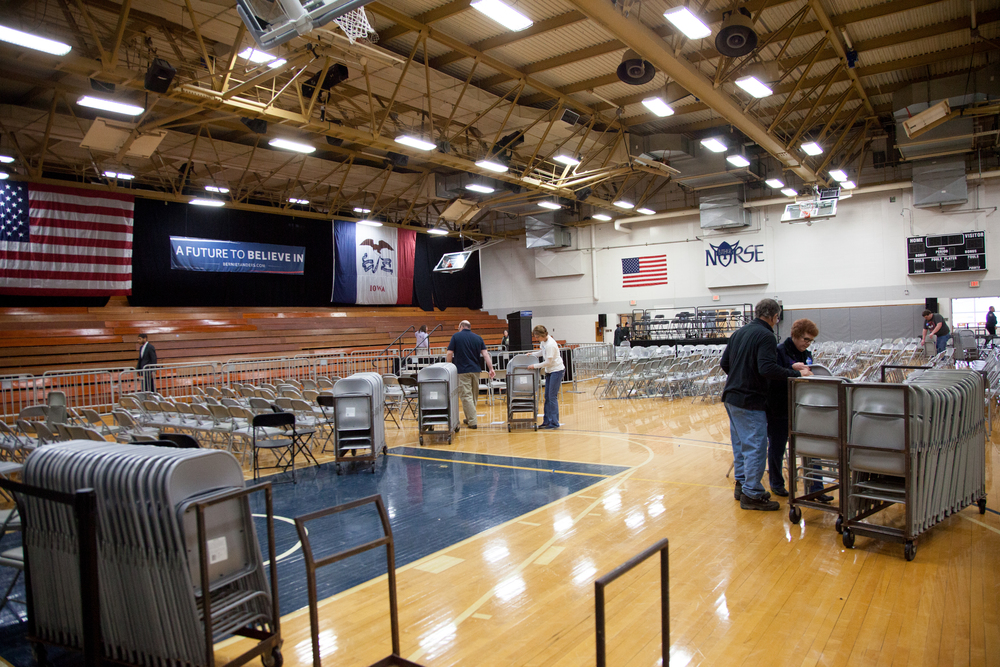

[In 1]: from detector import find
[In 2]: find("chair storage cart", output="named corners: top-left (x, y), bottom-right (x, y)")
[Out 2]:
top-left (417, 363), bottom-right (459, 445)
top-left (506, 354), bottom-right (540, 432)
top-left (332, 373), bottom-right (386, 473)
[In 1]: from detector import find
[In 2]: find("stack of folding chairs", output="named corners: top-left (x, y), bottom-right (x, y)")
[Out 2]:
top-left (20, 442), bottom-right (274, 665)
top-left (417, 363), bottom-right (459, 445)
top-left (331, 372), bottom-right (386, 472)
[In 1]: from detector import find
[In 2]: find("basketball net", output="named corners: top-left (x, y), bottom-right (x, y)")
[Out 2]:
top-left (332, 7), bottom-right (377, 43)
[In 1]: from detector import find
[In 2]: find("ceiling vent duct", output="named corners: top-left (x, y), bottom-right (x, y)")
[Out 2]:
top-left (617, 49), bottom-right (656, 85)
top-left (716, 7), bottom-right (758, 57)
top-left (912, 157), bottom-right (968, 209)
top-left (700, 188), bottom-right (750, 230)
top-left (525, 215), bottom-right (572, 249)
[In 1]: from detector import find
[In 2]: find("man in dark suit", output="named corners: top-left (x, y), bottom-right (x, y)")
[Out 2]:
top-left (137, 333), bottom-right (157, 392)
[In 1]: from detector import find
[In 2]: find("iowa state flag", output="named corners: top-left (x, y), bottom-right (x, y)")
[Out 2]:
top-left (332, 221), bottom-right (416, 304)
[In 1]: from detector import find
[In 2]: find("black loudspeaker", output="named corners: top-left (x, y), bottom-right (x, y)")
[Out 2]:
top-left (240, 117), bottom-right (268, 134)
top-left (386, 152), bottom-right (409, 168)
top-left (144, 59), bottom-right (176, 93)
top-left (617, 49), bottom-right (656, 85)
top-left (302, 63), bottom-right (349, 98)
top-left (326, 136), bottom-right (344, 147)
top-left (507, 311), bottom-right (533, 353)
top-left (926, 297), bottom-right (938, 313)
top-left (559, 109), bottom-right (580, 125)
top-left (716, 7), bottom-right (758, 57)
top-left (598, 314), bottom-right (607, 328)
top-left (574, 187), bottom-right (593, 201)
top-left (91, 79), bottom-right (116, 94)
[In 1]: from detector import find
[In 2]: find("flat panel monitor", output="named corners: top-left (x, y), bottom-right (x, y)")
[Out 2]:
top-left (434, 251), bottom-right (473, 273)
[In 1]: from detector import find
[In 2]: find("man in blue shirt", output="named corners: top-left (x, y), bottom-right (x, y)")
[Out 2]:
top-left (446, 320), bottom-right (495, 429)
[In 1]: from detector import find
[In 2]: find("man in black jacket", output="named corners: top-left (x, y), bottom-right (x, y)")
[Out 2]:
top-left (137, 333), bottom-right (157, 392)
top-left (721, 299), bottom-right (811, 511)
top-left (987, 306), bottom-right (997, 347)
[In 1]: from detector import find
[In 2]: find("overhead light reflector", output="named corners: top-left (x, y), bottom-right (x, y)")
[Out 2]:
top-left (476, 159), bottom-right (508, 173)
top-left (205, 185), bottom-right (229, 193)
top-left (354, 207), bottom-right (371, 214)
top-left (190, 198), bottom-right (225, 207)
top-left (0, 25), bottom-right (72, 56)
top-left (700, 137), bottom-right (727, 153)
top-left (103, 171), bottom-right (134, 180)
top-left (77, 96), bottom-right (144, 116)
top-left (289, 198), bottom-right (309, 205)
top-left (427, 227), bottom-right (449, 236)
top-left (0, 172), bottom-right (9, 180)
top-left (841, 180), bottom-right (857, 190)
top-left (735, 75), bottom-right (773, 98)
top-left (641, 97), bottom-right (674, 117)
top-left (801, 141), bottom-right (823, 156)
top-left (269, 138), bottom-right (315, 153)
top-left (239, 48), bottom-right (276, 64)
top-left (357, 219), bottom-right (383, 227)
top-left (471, 0), bottom-right (533, 31)
top-left (780, 188), bottom-right (797, 197)
top-left (765, 178), bottom-right (784, 189)
top-left (395, 135), bottom-right (436, 151)
top-left (0, 155), bottom-right (12, 164)
top-left (553, 154), bottom-right (581, 166)
top-left (829, 169), bottom-right (848, 182)
top-left (466, 183), bottom-right (495, 194)
top-left (538, 200), bottom-right (562, 210)
top-left (663, 6), bottom-right (712, 39)
top-left (592, 213), bottom-right (612, 221)
top-left (636, 207), bottom-right (656, 215)
top-left (613, 200), bottom-right (634, 209)
top-left (726, 155), bottom-right (750, 167)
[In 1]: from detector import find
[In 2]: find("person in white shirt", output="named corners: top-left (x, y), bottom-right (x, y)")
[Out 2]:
top-left (415, 325), bottom-right (430, 350)
top-left (529, 325), bottom-right (565, 429)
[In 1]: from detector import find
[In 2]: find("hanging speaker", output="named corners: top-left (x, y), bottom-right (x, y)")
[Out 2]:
top-left (240, 117), bottom-right (268, 134)
top-left (302, 63), bottom-right (349, 98)
top-left (91, 79), bottom-right (116, 94)
top-left (574, 187), bottom-right (592, 201)
top-left (716, 7), bottom-right (758, 57)
top-left (144, 59), bottom-right (176, 93)
top-left (559, 109), bottom-right (580, 125)
top-left (386, 152), bottom-right (409, 167)
top-left (617, 49), bottom-right (656, 86)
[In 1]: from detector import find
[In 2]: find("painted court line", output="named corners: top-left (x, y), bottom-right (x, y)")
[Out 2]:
top-left (387, 452), bottom-right (617, 478)
top-left (961, 515), bottom-right (1000, 535)
top-left (533, 546), bottom-right (565, 566)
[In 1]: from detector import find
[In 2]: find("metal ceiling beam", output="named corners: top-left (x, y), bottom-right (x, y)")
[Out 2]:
top-left (565, 0), bottom-right (817, 182)
top-left (807, 0), bottom-right (873, 115)
top-left (377, 0), bottom-right (471, 43)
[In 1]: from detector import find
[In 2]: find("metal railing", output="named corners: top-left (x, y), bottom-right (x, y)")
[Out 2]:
top-left (568, 343), bottom-right (615, 382)
top-left (119, 362), bottom-right (223, 401)
top-left (41, 367), bottom-right (127, 415)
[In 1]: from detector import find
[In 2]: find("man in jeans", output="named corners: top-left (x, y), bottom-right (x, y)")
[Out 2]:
top-left (921, 309), bottom-right (951, 354)
top-left (446, 320), bottom-right (495, 430)
top-left (721, 299), bottom-right (812, 511)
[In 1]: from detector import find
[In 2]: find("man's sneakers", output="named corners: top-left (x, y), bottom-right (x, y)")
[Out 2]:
top-left (740, 493), bottom-right (780, 511)
top-left (734, 481), bottom-right (742, 500)
top-left (771, 487), bottom-right (790, 497)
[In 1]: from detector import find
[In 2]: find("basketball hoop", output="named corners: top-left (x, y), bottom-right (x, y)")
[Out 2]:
top-left (333, 7), bottom-right (377, 42)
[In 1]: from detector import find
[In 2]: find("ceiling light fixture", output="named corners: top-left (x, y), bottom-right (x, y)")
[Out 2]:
top-left (801, 141), bottom-right (823, 156)
top-left (394, 135), bottom-right (436, 151)
top-left (190, 198), bottom-right (225, 207)
top-left (353, 207), bottom-right (371, 214)
top-left (476, 159), bottom-right (509, 173)
top-left (829, 169), bottom-right (848, 182)
top-left (553, 154), bottom-right (581, 166)
top-left (465, 183), bottom-right (495, 194)
top-left (77, 96), bottom-right (143, 116)
top-left (0, 172), bottom-right (9, 180)
top-left (239, 48), bottom-right (278, 64)
top-left (0, 155), bottom-right (12, 164)
top-left (735, 75), bottom-right (773, 98)
top-left (841, 180), bottom-right (857, 190)
top-left (765, 178), bottom-right (784, 188)
top-left (641, 96), bottom-right (674, 117)
top-left (613, 200), bottom-right (634, 209)
top-left (726, 154), bottom-right (750, 167)
top-left (103, 171), bottom-right (134, 180)
top-left (205, 185), bottom-right (229, 193)
top-left (471, 0), bottom-right (533, 31)
top-left (538, 200), bottom-right (562, 210)
top-left (289, 198), bottom-right (309, 205)
top-left (0, 25), bottom-right (72, 56)
top-left (700, 137), bottom-right (727, 153)
top-left (780, 188), bottom-right (798, 197)
top-left (663, 6), bottom-right (712, 40)
top-left (592, 213), bottom-right (612, 221)
top-left (357, 219), bottom-right (383, 227)
top-left (636, 207), bottom-right (656, 215)
top-left (427, 227), bottom-right (449, 236)
top-left (269, 138), bottom-right (315, 153)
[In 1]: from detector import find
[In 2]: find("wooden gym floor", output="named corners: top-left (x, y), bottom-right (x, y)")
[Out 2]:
top-left (215, 383), bottom-right (1000, 667)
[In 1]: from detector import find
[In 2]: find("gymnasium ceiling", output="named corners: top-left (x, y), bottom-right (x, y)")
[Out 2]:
top-left (0, 0), bottom-right (998, 236)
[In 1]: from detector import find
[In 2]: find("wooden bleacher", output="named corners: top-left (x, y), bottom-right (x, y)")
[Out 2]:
top-left (0, 297), bottom-right (507, 375)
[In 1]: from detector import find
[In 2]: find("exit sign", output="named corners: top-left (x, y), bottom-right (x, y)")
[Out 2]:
top-left (971, 280), bottom-right (980, 287)
top-left (712, 295), bottom-right (720, 301)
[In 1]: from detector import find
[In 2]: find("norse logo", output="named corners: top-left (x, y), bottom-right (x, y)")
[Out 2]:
top-left (706, 240), bottom-right (741, 267)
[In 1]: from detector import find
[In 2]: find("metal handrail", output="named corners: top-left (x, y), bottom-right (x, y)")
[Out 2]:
top-left (381, 325), bottom-right (416, 356)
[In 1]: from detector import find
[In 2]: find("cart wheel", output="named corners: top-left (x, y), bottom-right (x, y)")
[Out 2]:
top-left (507, 425), bottom-right (511, 432)
top-left (533, 424), bottom-right (538, 431)
top-left (419, 436), bottom-right (424, 446)
top-left (32, 642), bottom-right (51, 667)
top-left (842, 528), bottom-right (854, 549)
top-left (835, 516), bottom-right (843, 534)
top-left (904, 541), bottom-right (916, 561)
top-left (788, 506), bottom-right (801, 524)
top-left (335, 465), bottom-right (342, 475)
top-left (455, 425), bottom-right (460, 433)
top-left (262, 648), bottom-right (283, 667)
top-left (978, 497), bottom-right (987, 514)
top-left (448, 434), bottom-right (453, 444)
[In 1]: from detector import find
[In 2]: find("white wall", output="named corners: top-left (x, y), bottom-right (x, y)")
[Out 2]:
top-left (481, 177), bottom-right (1000, 342)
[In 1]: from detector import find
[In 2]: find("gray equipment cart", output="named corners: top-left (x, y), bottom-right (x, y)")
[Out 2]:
top-left (417, 362), bottom-right (459, 445)
top-left (332, 372), bottom-right (386, 473)
top-left (506, 354), bottom-right (540, 432)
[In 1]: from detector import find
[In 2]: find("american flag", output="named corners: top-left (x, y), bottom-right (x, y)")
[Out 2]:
top-left (0, 182), bottom-right (134, 295)
top-left (622, 255), bottom-right (668, 288)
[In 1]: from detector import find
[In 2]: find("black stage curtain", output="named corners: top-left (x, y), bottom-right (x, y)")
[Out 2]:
top-left (413, 235), bottom-right (483, 312)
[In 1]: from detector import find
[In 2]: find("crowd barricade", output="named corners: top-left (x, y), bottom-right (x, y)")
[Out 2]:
top-left (223, 355), bottom-right (316, 387)
top-left (41, 368), bottom-right (125, 415)
top-left (348, 350), bottom-right (399, 376)
top-left (1, 374), bottom-right (43, 421)
top-left (568, 343), bottom-right (615, 382)
top-left (119, 362), bottom-right (223, 401)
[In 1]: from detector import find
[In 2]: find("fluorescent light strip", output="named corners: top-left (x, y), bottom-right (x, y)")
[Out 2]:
top-left (553, 154), bottom-right (581, 166)
top-left (781, 188), bottom-right (797, 197)
top-left (77, 96), bottom-right (144, 116)
top-left (205, 185), bottom-right (229, 193)
top-left (841, 180), bottom-right (857, 190)
top-left (0, 172), bottom-right (8, 180)
top-left (269, 138), bottom-right (316, 153)
top-left (103, 171), bottom-right (134, 180)
top-left (0, 155), bottom-right (12, 164)
top-left (466, 184), bottom-right (495, 194)
top-left (663, 6), bottom-right (712, 40)
top-left (395, 135), bottom-right (436, 151)
top-left (357, 219), bottom-right (383, 227)
top-left (700, 137), bottom-right (727, 153)
top-left (613, 200), bottom-right (634, 209)
top-left (641, 97), bottom-right (674, 117)
top-left (829, 169), bottom-right (848, 182)
top-left (427, 228), bottom-right (449, 236)
top-left (0, 25), bottom-right (72, 56)
top-left (765, 178), bottom-right (784, 188)
top-left (476, 159), bottom-right (508, 173)
top-left (801, 141), bottom-right (823, 156)
top-left (726, 155), bottom-right (750, 167)
top-left (239, 48), bottom-right (275, 64)
top-left (735, 75), bottom-right (773, 99)
top-left (471, 0), bottom-right (533, 31)
top-left (354, 207), bottom-right (371, 213)
top-left (538, 200), bottom-right (561, 210)
top-left (636, 207), bottom-right (656, 215)
top-left (190, 198), bottom-right (225, 207)
top-left (592, 213), bottom-right (612, 221)
top-left (289, 198), bottom-right (309, 205)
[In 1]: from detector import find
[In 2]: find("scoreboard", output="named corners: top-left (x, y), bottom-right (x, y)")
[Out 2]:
top-left (907, 231), bottom-right (986, 275)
